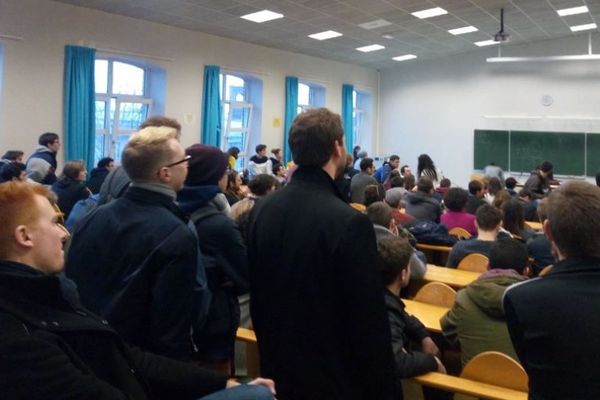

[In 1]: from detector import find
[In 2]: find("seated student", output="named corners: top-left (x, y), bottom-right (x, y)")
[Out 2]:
top-left (434, 178), bottom-right (451, 201)
top-left (0, 162), bottom-right (28, 183)
top-left (385, 181), bottom-right (415, 228)
top-left (350, 157), bottom-right (377, 204)
top-left (383, 169), bottom-right (400, 190)
top-left (526, 198), bottom-right (555, 276)
top-left (367, 202), bottom-right (427, 281)
top-left (517, 187), bottom-right (538, 221)
top-left (272, 163), bottom-right (287, 186)
top-left (51, 160), bottom-right (91, 220)
top-left (0, 150), bottom-right (24, 168)
top-left (224, 170), bottom-right (246, 206)
top-left (465, 180), bottom-right (487, 214)
top-left (502, 199), bottom-right (536, 242)
top-left (524, 161), bottom-right (553, 199)
top-left (269, 148), bottom-right (283, 167)
top-left (485, 177), bottom-right (503, 205)
top-left (377, 235), bottom-right (445, 381)
top-left (229, 174), bottom-right (279, 218)
top-left (446, 204), bottom-right (503, 267)
top-left (0, 182), bottom-right (275, 400)
top-left (403, 173), bottom-right (416, 192)
top-left (440, 187), bottom-right (477, 236)
top-left (505, 177), bottom-right (518, 197)
top-left (441, 238), bottom-right (529, 366)
top-left (491, 189), bottom-right (511, 210)
top-left (400, 164), bottom-right (412, 178)
top-left (364, 183), bottom-right (386, 207)
top-left (405, 177), bottom-right (441, 223)
top-left (247, 144), bottom-right (273, 179)
top-left (87, 157), bottom-right (114, 194)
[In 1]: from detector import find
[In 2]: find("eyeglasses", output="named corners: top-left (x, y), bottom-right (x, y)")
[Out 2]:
top-left (163, 155), bottom-right (191, 168)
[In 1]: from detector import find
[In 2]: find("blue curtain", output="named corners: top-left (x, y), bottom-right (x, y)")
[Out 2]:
top-left (201, 65), bottom-right (222, 146)
top-left (341, 84), bottom-right (354, 153)
top-left (64, 45), bottom-right (96, 172)
top-left (283, 76), bottom-right (298, 164)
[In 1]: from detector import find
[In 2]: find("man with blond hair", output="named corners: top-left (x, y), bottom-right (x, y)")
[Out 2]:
top-left (66, 126), bottom-right (201, 360)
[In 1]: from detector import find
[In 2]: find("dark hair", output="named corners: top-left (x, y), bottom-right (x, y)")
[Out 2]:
top-left (226, 170), bottom-right (243, 200)
top-left (417, 154), bottom-right (437, 181)
top-left (367, 201), bottom-right (394, 228)
top-left (468, 180), bottom-right (483, 195)
top-left (489, 238), bottom-right (529, 273)
top-left (97, 157), bottom-right (114, 169)
top-left (364, 184), bottom-right (386, 207)
top-left (139, 116), bottom-right (181, 133)
top-left (389, 155), bottom-right (400, 162)
top-left (60, 160), bottom-right (86, 181)
top-left (227, 147), bottom-right (240, 158)
top-left (272, 148), bottom-right (281, 156)
top-left (417, 177), bottom-right (433, 194)
top-left (475, 204), bottom-right (502, 231)
top-left (0, 162), bottom-right (25, 182)
top-left (360, 158), bottom-right (374, 172)
top-left (2, 151), bottom-right (23, 161)
top-left (377, 235), bottom-right (413, 285)
top-left (505, 177), bottom-right (517, 189)
top-left (38, 132), bottom-right (59, 147)
top-left (255, 144), bottom-right (267, 154)
top-left (390, 175), bottom-right (404, 188)
top-left (289, 108), bottom-right (344, 167)
top-left (248, 174), bottom-right (279, 196)
top-left (403, 174), bottom-right (415, 191)
top-left (488, 177), bottom-right (502, 195)
top-left (439, 178), bottom-right (451, 188)
top-left (352, 145), bottom-right (361, 160)
top-left (400, 165), bottom-right (410, 175)
top-left (444, 187), bottom-right (468, 212)
top-left (502, 199), bottom-right (526, 235)
top-left (540, 161), bottom-right (553, 173)
top-left (272, 162), bottom-right (284, 175)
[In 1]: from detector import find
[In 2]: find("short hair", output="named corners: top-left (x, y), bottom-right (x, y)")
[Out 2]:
top-left (505, 177), bottom-right (517, 189)
top-left (60, 160), bottom-right (86, 181)
top-left (139, 116), bottom-right (181, 135)
top-left (272, 163), bottom-right (284, 175)
top-left (0, 162), bottom-right (26, 182)
top-left (502, 199), bottom-right (526, 235)
top-left (364, 184), bottom-right (386, 207)
top-left (227, 147), bottom-right (240, 157)
top-left (488, 177), bottom-right (502, 195)
top-left (475, 204), bottom-right (502, 231)
top-left (546, 181), bottom-right (600, 258)
top-left (390, 175), bottom-right (404, 188)
top-left (288, 108), bottom-right (344, 167)
top-left (389, 155), bottom-right (400, 162)
top-left (97, 157), bottom-right (114, 169)
top-left (366, 201), bottom-right (394, 227)
top-left (255, 144), bottom-right (267, 154)
top-left (121, 126), bottom-right (179, 182)
top-left (439, 178), bottom-right (451, 188)
top-left (444, 187), bottom-right (468, 212)
top-left (38, 132), bottom-right (59, 147)
top-left (248, 174), bottom-right (279, 196)
top-left (377, 235), bottom-right (413, 285)
top-left (272, 148), bottom-right (281, 156)
top-left (537, 198), bottom-right (548, 221)
top-left (417, 177), bottom-right (433, 194)
top-left (2, 151), bottom-right (23, 161)
top-left (489, 238), bottom-right (529, 273)
top-left (400, 165), bottom-right (410, 175)
top-left (403, 174), bottom-right (415, 191)
top-left (468, 180), bottom-right (483, 195)
top-left (0, 182), bottom-right (52, 259)
top-left (540, 161), bottom-right (553, 173)
top-left (360, 158), bottom-right (374, 171)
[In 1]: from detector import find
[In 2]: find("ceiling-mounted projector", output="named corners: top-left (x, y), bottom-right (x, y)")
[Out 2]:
top-left (494, 8), bottom-right (511, 42)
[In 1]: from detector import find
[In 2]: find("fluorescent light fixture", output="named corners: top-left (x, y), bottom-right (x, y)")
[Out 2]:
top-left (356, 44), bottom-right (385, 52)
top-left (570, 23), bottom-right (597, 32)
top-left (475, 39), bottom-right (499, 47)
top-left (240, 10), bottom-right (283, 23)
top-left (358, 19), bottom-right (392, 30)
top-left (411, 7), bottom-right (447, 19)
top-left (448, 26), bottom-right (478, 35)
top-left (308, 30), bottom-right (343, 40)
top-left (487, 54), bottom-right (600, 63)
top-left (393, 54), bottom-right (417, 61)
top-left (557, 6), bottom-right (588, 17)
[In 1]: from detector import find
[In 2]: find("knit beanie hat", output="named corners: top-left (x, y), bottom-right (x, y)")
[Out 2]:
top-left (185, 144), bottom-right (229, 186)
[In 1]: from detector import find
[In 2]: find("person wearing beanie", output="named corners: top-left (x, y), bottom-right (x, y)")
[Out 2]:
top-left (524, 160), bottom-right (553, 199)
top-left (177, 144), bottom-right (249, 371)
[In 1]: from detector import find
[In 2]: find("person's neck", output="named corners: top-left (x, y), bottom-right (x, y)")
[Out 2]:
top-left (321, 161), bottom-right (338, 180)
top-left (131, 182), bottom-right (177, 200)
top-left (386, 281), bottom-right (402, 297)
top-left (477, 229), bottom-right (498, 241)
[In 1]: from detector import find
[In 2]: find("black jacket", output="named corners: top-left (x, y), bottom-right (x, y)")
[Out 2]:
top-left (87, 167), bottom-right (110, 194)
top-left (0, 261), bottom-right (227, 400)
top-left (504, 258), bottom-right (600, 399)
top-left (405, 191), bottom-right (441, 223)
top-left (66, 186), bottom-right (201, 359)
top-left (248, 166), bottom-right (397, 400)
top-left (51, 178), bottom-right (90, 220)
top-left (465, 194), bottom-right (486, 215)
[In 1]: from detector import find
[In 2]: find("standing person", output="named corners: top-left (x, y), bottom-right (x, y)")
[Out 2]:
top-left (353, 150), bottom-right (368, 170)
top-left (400, 164), bottom-right (412, 178)
top-left (417, 154), bottom-right (442, 187)
top-left (248, 145), bottom-right (273, 179)
top-left (26, 132), bottom-right (61, 184)
top-left (352, 145), bottom-right (361, 163)
top-left (484, 162), bottom-right (505, 184)
top-left (51, 160), bottom-right (91, 220)
top-left (247, 108), bottom-right (397, 400)
top-left (524, 161), bottom-right (553, 199)
top-left (504, 181), bottom-right (600, 399)
top-left (227, 146), bottom-right (240, 170)
top-left (350, 157), bottom-right (377, 204)
top-left (374, 155), bottom-right (400, 184)
top-left (87, 157), bottom-right (114, 194)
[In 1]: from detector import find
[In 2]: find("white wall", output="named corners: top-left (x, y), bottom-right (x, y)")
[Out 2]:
top-left (380, 33), bottom-right (600, 186)
top-left (0, 0), bottom-right (379, 164)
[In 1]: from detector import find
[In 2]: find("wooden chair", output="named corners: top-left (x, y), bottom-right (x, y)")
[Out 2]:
top-left (448, 227), bottom-right (471, 240)
top-left (350, 202), bottom-right (366, 212)
top-left (461, 351), bottom-right (528, 392)
top-left (414, 282), bottom-right (457, 308)
top-left (538, 264), bottom-right (554, 276)
top-left (458, 253), bottom-right (489, 273)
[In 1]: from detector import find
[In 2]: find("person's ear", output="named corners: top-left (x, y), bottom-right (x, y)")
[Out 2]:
top-left (157, 166), bottom-right (171, 183)
top-left (543, 219), bottom-right (554, 242)
top-left (14, 225), bottom-right (34, 249)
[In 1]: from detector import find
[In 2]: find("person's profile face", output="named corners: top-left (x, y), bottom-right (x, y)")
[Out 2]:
top-left (28, 195), bottom-right (69, 275)
top-left (107, 161), bottom-right (115, 171)
top-left (390, 159), bottom-right (400, 169)
top-left (48, 139), bottom-right (61, 153)
top-left (165, 140), bottom-right (189, 192)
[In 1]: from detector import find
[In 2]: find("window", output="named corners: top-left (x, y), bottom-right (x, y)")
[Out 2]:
top-left (95, 59), bottom-right (159, 163)
top-left (352, 89), bottom-right (372, 150)
top-left (297, 82), bottom-right (325, 114)
top-left (220, 73), bottom-right (262, 170)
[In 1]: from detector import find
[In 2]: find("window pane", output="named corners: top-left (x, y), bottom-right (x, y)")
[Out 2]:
top-left (353, 90), bottom-right (357, 108)
top-left (112, 61), bottom-right (145, 95)
top-left (114, 135), bottom-right (132, 162)
top-left (95, 60), bottom-right (108, 94)
top-left (225, 74), bottom-right (245, 101)
top-left (95, 134), bottom-right (106, 164)
top-left (110, 98), bottom-right (116, 132)
top-left (226, 131), bottom-right (246, 155)
top-left (118, 102), bottom-right (148, 130)
top-left (95, 101), bottom-right (106, 129)
top-left (298, 83), bottom-right (310, 106)
top-left (230, 106), bottom-right (250, 130)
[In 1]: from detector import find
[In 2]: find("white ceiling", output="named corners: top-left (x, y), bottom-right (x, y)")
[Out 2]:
top-left (53, 0), bottom-right (600, 69)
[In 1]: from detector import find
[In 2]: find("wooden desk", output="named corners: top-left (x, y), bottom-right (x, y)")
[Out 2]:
top-left (416, 243), bottom-right (453, 266)
top-left (412, 372), bottom-right (527, 400)
top-left (416, 243), bottom-right (453, 253)
top-left (424, 265), bottom-right (480, 289)
top-left (525, 220), bottom-right (543, 231)
top-left (403, 299), bottom-right (448, 333)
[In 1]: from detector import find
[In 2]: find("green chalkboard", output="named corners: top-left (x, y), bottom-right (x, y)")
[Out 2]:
top-left (474, 130), bottom-right (509, 170)
top-left (587, 134), bottom-right (600, 176)
top-left (510, 131), bottom-right (585, 176)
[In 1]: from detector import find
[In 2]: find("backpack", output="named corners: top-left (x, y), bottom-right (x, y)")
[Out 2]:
top-left (408, 220), bottom-right (458, 247)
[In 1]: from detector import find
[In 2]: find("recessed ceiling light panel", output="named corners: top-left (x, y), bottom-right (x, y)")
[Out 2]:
top-left (240, 10), bottom-right (284, 23)
top-left (448, 26), bottom-right (478, 35)
top-left (309, 30), bottom-right (343, 40)
top-left (475, 40), bottom-right (499, 47)
top-left (570, 23), bottom-right (597, 32)
top-left (393, 54), bottom-right (417, 61)
top-left (411, 7), bottom-right (447, 19)
top-left (356, 44), bottom-right (385, 52)
top-left (358, 19), bottom-right (392, 30)
top-left (557, 6), bottom-right (589, 17)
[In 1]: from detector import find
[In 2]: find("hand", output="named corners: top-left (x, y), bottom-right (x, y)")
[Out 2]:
top-left (421, 337), bottom-right (440, 357)
top-left (248, 377), bottom-right (277, 395)
top-left (434, 356), bottom-right (447, 374)
top-left (226, 379), bottom-right (240, 389)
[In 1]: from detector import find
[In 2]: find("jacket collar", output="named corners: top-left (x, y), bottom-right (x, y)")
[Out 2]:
top-left (124, 186), bottom-right (188, 222)
top-left (545, 257), bottom-right (600, 276)
top-left (383, 288), bottom-right (406, 312)
top-left (290, 166), bottom-right (346, 202)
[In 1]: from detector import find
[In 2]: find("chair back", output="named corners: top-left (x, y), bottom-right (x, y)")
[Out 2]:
top-left (539, 264), bottom-right (554, 276)
top-left (461, 351), bottom-right (528, 392)
top-left (458, 253), bottom-right (489, 273)
top-left (350, 203), bottom-right (366, 212)
top-left (448, 227), bottom-right (471, 240)
top-left (414, 282), bottom-right (457, 307)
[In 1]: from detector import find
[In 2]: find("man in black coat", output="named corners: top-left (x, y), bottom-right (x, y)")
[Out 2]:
top-left (0, 182), bottom-right (275, 399)
top-left (504, 181), bottom-right (600, 399)
top-left (248, 108), bottom-right (397, 400)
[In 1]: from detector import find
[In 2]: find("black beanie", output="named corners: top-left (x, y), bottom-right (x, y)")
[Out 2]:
top-left (185, 144), bottom-right (229, 186)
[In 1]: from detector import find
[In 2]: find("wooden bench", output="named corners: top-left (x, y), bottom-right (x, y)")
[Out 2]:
top-left (415, 243), bottom-right (453, 266)
top-left (423, 265), bottom-right (480, 289)
top-left (412, 372), bottom-right (527, 400)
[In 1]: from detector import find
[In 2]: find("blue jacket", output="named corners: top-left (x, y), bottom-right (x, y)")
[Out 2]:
top-left (374, 164), bottom-right (392, 184)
